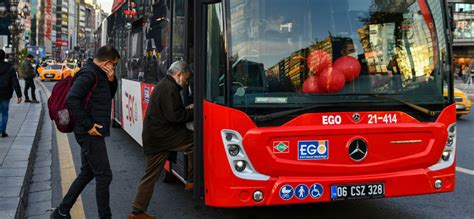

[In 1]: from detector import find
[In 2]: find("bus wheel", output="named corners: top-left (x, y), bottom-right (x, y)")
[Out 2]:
top-left (163, 170), bottom-right (177, 183)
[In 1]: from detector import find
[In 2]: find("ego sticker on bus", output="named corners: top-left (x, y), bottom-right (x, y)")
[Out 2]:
top-left (298, 140), bottom-right (329, 160)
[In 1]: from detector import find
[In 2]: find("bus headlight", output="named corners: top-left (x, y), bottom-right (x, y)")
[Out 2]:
top-left (228, 144), bottom-right (240, 156)
top-left (221, 130), bottom-right (270, 181)
top-left (235, 160), bottom-right (246, 172)
top-left (429, 123), bottom-right (456, 171)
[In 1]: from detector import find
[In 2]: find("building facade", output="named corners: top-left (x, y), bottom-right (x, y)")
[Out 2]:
top-left (449, 0), bottom-right (474, 72)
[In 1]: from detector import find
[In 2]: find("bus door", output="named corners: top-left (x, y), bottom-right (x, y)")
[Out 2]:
top-left (166, 0), bottom-right (195, 188)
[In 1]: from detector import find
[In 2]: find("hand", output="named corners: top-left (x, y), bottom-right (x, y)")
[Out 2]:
top-left (186, 104), bottom-right (194, 110)
top-left (88, 124), bottom-right (103, 136)
top-left (17, 97), bottom-right (22, 104)
top-left (102, 64), bottom-right (115, 81)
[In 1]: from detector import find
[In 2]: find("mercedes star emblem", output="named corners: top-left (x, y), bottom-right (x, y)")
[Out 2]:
top-left (349, 139), bottom-right (368, 161)
top-left (352, 113), bottom-right (361, 122)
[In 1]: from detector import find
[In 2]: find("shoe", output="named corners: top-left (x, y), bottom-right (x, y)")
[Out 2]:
top-left (24, 99), bottom-right (32, 103)
top-left (128, 212), bottom-right (157, 219)
top-left (1, 132), bottom-right (7, 138)
top-left (31, 100), bottom-right (40, 104)
top-left (50, 208), bottom-right (71, 219)
top-left (184, 182), bottom-right (194, 191)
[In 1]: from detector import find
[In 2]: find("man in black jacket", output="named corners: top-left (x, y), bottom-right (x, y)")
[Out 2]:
top-left (51, 46), bottom-right (119, 219)
top-left (0, 50), bottom-right (22, 138)
top-left (21, 54), bottom-right (39, 103)
top-left (129, 61), bottom-right (193, 219)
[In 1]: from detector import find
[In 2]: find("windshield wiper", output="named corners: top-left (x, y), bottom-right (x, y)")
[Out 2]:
top-left (251, 105), bottom-right (320, 123)
top-left (370, 94), bottom-right (437, 117)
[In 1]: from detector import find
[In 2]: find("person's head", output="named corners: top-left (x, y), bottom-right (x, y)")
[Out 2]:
top-left (0, 50), bottom-right (5, 62)
top-left (26, 54), bottom-right (34, 61)
top-left (167, 60), bottom-right (192, 86)
top-left (93, 46), bottom-right (120, 71)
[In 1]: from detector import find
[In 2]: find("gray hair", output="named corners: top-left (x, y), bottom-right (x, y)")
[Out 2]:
top-left (167, 60), bottom-right (191, 76)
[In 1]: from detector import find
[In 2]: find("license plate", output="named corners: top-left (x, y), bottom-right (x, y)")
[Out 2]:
top-left (45, 74), bottom-right (54, 78)
top-left (331, 183), bottom-right (384, 200)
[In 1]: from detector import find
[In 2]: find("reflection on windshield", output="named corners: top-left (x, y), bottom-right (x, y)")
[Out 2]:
top-left (47, 65), bottom-right (63, 70)
top-left (226, 0), bottom-right (447, 104)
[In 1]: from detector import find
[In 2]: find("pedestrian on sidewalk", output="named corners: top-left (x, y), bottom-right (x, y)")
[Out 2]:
top-left (51, 46), bottom-right (120, 219)
top-left (129, 61), bottom-right (194, 219)
top-left (19, 54), bottom-right (39, 103)
top-left (0, 50), bottom-right (22, 138)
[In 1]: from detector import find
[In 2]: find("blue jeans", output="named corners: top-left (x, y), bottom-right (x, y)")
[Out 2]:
top-left (0, 99), bottom-right (10, 133)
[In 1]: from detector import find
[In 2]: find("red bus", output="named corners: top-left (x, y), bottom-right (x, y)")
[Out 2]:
top-left (101, 0), bottom-right (456, 206)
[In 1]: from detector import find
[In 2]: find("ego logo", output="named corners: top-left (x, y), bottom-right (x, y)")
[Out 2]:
top-left (298, 140), bottom-right (329, 160)
top-left (125, 92), bottom-right (138, 126)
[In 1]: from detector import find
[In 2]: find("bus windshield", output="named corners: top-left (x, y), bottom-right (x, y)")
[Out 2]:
top-left (218, 0), bottom-right (449, 108)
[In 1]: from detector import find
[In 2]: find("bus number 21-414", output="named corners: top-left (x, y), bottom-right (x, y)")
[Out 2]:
top-left (368, 114), bottom-right (398, 124)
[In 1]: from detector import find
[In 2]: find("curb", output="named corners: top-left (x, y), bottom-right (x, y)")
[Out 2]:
top-left (15, 83), bottom-right (44, 219)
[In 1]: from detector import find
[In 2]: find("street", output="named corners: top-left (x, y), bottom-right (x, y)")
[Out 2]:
top-left (39, 81), bottom-right (474, 219)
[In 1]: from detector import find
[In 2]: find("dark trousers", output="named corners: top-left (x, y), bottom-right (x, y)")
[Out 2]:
top-left (24, 78), bottom-right (37, 101)
top-left (132, 142), bottom-right (193, 212)
top-left (59, 134), bottom-right (113, 219)
top-left (0, 99), bottom-right (9, 133)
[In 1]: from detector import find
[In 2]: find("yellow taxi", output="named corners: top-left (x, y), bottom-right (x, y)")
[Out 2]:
top-left (61, 63), bottom-right (80, 78)
top-left (39, 64), bottom-right (66, 81)
top-left (446, 88), bottom-right (472, 117)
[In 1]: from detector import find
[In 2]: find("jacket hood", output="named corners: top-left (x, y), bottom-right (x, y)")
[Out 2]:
top-left (0, 62), bottom-right (12, 76)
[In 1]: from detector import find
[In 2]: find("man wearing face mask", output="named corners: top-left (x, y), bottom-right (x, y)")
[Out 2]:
top-left (129, 61), bottom-right (193, 219)
top-left (52, 46), bottom-right (120, 219)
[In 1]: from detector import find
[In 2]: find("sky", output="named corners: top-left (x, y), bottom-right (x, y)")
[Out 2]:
top-left (98, 0), bottom-right (113, 13)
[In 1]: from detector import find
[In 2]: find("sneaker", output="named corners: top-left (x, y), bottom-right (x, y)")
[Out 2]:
top-left (31, 100), bottom-right (40, 104)
top-left (1, 132), bottom-right (7, 138)
top-left (24, 99), bottom-right (32, 103)
top-left (128, 212), bottom-right (157, 219)
top-left (50, 208), bottom-right (71, 219)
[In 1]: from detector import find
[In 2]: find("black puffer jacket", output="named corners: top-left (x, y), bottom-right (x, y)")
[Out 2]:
top-left (66, 60), bottom-right (118, 136)
top-left (0, 62), bottom-right (22, 101)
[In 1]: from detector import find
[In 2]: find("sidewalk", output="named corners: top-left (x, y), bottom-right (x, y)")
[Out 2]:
top-left (0, 81), bottom-right (43, 218)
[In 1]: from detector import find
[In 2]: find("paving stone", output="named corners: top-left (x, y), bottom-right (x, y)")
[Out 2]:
top-left (1, 161), bottom-right (28, 168)
top-left (31, 173), bottom-right (51, 182)
top-left (0, 210), bottom-right (15, 218)
top-left (28, 190), bottom-right (52, 203)
top-left (29, 181), bottom-right (51, 193)
top-left (34, 160), bottom-right (52, 167)
top-left (0, 197), bottom-right (20, 210)
top-left (0, 177), bottom-right (23, 186)
top-left (28, 214), bottom-right (51, 219)
top-left (0, 186), bottom-right (21, 197)
top-left (33, 166), bottom-right (51, 175)
top-left (34, 155), bottom-right (52, 162)
top-left (26, 200), bottom-right (51, 217)
top-left (0, 168), bottom-right (27, 177)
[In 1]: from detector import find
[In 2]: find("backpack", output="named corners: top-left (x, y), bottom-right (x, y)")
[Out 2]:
top-left (48, 71), bottom-right (98, 133)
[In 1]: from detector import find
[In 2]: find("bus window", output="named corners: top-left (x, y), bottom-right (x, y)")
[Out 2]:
top-left (206, 3), bottom-right (226, 103)
top-left (172, 0), bottom-right (186, 62)
top-left (143, 0), bottom-right (170, 84)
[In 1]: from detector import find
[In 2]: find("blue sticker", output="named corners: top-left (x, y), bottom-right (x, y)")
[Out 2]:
top-left (295, 184), bottom-right (309, 200)
top-left (331, 186), bottom-right (337, 199)
top-left (298, 140), bottom-right (329, 160)
top-left (310, 183), bottom-right (324, 199)
top-left (279, 185), bottom-right (294, 200)
top-left (144, 87), bottom-right (150, 103)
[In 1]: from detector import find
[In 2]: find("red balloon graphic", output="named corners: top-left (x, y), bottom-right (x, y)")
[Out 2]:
top-left (333, 56), bottom-right (361, 82)
top-left (318, 67), bottom-right (346, 93)
top-left (302, 76), bottom-right (321, 93)
top-left (307, 50), bottom-right (332, 76)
